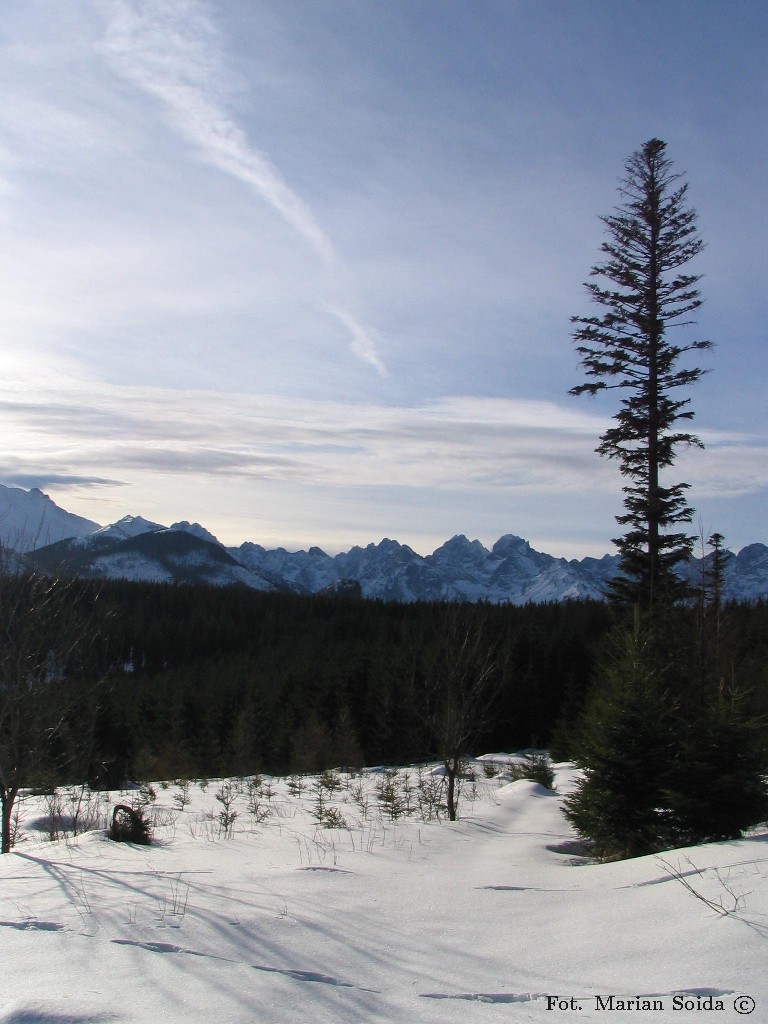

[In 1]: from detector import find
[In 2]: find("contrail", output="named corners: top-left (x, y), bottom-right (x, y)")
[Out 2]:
top-left (100, 0), bottom-right (387, 374)
top-left (100, 0), bottom-right (391, 372)
top-left (325, 307), bottom-right (389, 379)
top-left (101, 0), bottom-right (335, 263)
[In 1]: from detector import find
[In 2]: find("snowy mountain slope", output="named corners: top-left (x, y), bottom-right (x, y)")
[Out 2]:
top-left (428, 534), bottom-right (494, 600)
top-left (171, 520), bottom-right (225, 547)
top-left (334, 538), bottom-right (447, 601)
top-left (87, 530), bottom-right (277, 590)
top-left (29, 527), bottom-right (277, 592)
top-left (2, 761), bottom-right (766, 1023)
top-left (232, 541), bottom-right (340, 593)
top-left (483, 534), bottom-right (608, 602)
top-left (0, 483), bottom-right (99, 551)
top-left (721, 544), bottom-right (768, 602)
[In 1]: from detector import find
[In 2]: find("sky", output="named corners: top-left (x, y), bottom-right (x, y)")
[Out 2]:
top-left (0, 0), bottom-right (766, 559)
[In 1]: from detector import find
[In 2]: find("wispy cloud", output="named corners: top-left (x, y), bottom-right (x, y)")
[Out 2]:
top-left (0, 377), bottom-right (606, 488)
top-left (99, 0), bottom-right (387, 374)
top-left (0, 472), bottom-right (125, 491)
top-left (3, 376), bottom-right (765, 500)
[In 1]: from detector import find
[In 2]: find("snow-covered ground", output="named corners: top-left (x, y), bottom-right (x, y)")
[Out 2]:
top-left (2, 759), bottom-right (766, 1023)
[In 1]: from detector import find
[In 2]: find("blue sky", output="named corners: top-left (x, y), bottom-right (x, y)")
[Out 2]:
top-left (0, 0), bottom-right (765, 558)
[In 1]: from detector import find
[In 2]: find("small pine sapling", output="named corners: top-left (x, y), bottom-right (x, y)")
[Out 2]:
top-left (215, 782), bottom-right (239, 838)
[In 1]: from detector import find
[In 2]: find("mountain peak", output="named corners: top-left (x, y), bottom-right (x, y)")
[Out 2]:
top-left (439, 533), bottom-right (487, 551)
top-left (492, 533), bottom-right (530, 553)
top-left (734, 543), bottom-right (768, 567)
top-left (96, 515), bottom-right (165, 542)
top-left (171, 521), bottom-right (223, 547)
top-left (440, 533), bottom-right (470, 548)
top-left (0, 482), bottom-right (100, 552)
top-left (430, 535), bottom-right (490, 569)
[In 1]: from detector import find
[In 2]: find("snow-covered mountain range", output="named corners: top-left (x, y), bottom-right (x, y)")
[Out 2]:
top-left (231, 533), bottom-right (623, 603)
top-left (2, 483), bottom-right (767, 603)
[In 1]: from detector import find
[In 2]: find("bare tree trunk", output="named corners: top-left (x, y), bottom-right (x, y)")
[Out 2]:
top-left (1, 786), bottom-right (19, 854)
top-left (415, 606), bottom-right (503, 825)
top-left (445, 760), bottom-right (458, 822)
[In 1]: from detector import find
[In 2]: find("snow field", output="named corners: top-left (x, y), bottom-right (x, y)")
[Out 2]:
top-left (2, 759), bottom-right (767, 1023)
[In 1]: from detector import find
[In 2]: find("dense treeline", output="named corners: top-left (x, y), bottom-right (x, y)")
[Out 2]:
top-left (88, 582), bottom-right (611, 782)
top-left (5, 568), bottom-right (767, 793)
top-left (62, 580), bottom-right (763, 786)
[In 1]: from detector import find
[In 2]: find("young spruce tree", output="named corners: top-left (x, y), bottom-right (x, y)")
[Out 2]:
top-left (562, 613), bottom-right (680, 860)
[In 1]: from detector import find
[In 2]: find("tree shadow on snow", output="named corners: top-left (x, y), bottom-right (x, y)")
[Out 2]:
top-left (0, 1009), bottom-right (120, 1024)
top-left (421, 991), bottom-right (549, 1004)
top-left (111, 939), bottom-right (381, 993)
top-left (0, 920), bottom-right (65, 932)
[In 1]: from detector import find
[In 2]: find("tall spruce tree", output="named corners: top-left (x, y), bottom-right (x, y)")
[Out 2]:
top-left (571, 138), bottom-right (711, 607)
top-left (565, 141), bottom-right (768, 858)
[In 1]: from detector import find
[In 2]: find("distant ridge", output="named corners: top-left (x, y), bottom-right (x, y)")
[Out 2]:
top-left (3, 485), bottom-right (767, 604)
